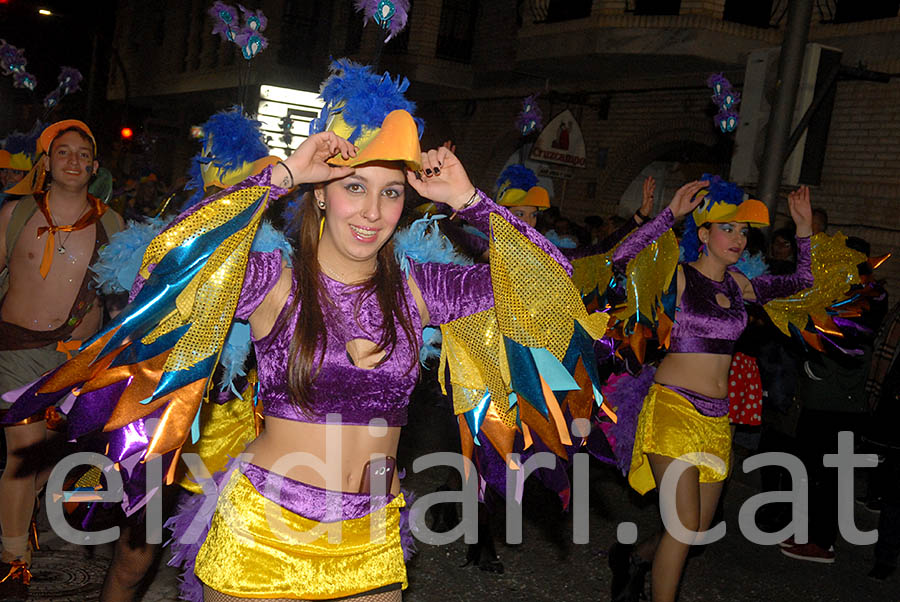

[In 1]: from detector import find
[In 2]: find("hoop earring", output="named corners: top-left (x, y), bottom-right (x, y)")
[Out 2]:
top-left (319, 216), bottom-right (325, 240)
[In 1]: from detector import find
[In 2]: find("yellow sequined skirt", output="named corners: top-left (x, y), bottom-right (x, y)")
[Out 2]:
top-left (195, 471), bottom-right (407, 599)
top-left (628, 384), bottom-right (731, 495)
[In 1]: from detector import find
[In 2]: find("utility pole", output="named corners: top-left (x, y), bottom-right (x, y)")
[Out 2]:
top-left (755, 0), bottom-right (814, 227)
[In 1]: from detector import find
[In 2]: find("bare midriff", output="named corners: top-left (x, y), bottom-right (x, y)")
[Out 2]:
top-left (653, 351), bottom-right (734, 399)
top-left (244, 416), bottom-right (402, 495)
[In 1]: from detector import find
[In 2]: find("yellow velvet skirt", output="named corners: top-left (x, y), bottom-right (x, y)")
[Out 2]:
top-left (194, 471), bottom-right (408, 599)
top-left (628, 384), bottom-right (732, 495)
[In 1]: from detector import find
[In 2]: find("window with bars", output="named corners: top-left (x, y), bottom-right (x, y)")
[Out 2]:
top-left (530, 0), bottom-right (591, 23)
top-left (436, 0), bottom-right (477, 63)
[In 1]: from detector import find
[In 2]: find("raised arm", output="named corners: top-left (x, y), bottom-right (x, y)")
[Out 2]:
top-left (746, 236), bottom-right (812, 304)
top-left (745, 187), bottom-right (814, 303)
top-left (407, 146), bottom-right (572, 324)
top-left (611, 180), bottom-right (707, 272)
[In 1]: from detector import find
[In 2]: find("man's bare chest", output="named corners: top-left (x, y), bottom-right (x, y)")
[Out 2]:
top-left (11, 213), bottom-right (97, 279)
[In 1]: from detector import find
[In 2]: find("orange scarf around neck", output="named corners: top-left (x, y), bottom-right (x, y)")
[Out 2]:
top-left (35, 190), bottom-right (106, 278)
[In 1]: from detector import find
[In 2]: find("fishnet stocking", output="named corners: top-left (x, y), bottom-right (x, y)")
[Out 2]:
top-left (203, 585), bottom-right (402, 602)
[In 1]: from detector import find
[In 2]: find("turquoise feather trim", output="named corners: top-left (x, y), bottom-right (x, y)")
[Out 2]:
top-left (734, 250), bottom-right (768, 279)
top-left (393, 214), bottom-right (472, 275)
top-left (92, 217), bottom-right (172, 294)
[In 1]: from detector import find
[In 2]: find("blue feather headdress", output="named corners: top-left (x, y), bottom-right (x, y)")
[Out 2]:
top-left (681, 173), bottom-right (745, 262)
top-left (495, 164), bottom-right (539, 203)
top-left (183, 107), bottom-right (270, 208)
top-left (308, 58), bottom-right (424, 141)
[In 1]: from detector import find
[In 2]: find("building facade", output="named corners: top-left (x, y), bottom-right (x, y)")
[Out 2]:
top-left (108, 0), bottom-right (899, 293)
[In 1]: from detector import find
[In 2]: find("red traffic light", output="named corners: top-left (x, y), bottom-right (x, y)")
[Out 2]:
top-left (120, 127), bottom-right (134, 140)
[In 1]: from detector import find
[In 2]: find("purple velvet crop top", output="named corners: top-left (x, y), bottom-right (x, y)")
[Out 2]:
top-left (668, 264), bottom-right (747, 354)
top-left (611, 207), bottom-right (814, 356)
top-left (229, 171), bottom-right (572, 427)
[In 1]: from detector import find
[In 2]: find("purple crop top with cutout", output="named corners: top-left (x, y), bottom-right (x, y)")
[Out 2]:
top-left (668, 264), bottom-right (747, 355)
top-left (230, 174), bottom-right (572, 427)
top-left (611, 207), bottom-right (814, 357)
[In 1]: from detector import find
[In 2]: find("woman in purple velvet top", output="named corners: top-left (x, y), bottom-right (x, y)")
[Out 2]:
top-left (184, 68), bottom-right (576, 601)
top-left (607, 179), bottom-right (814, 602)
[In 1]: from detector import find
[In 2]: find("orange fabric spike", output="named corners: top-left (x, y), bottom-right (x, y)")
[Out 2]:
top-left (519, 400), bottom-right (567, 458)
top-left (144, 378), bottom-right (207, 459)
top-left (801, 330), bottom-right (825, 352)
top-left (55, 339), bottom-right (82, 360)
top-left (869, 253), bottom-right (891, 271)
top-left (165, 447), bottom-right (182, 485)
top-left (478, 409), bottom-right (518, 469)
top-left (458, 417), bottom-right (475, 481)
top-left (813, 315), bottom-right (842, 337)
top-left (38, 328), bottom-right (122, 394)
top-left (657, 312), bottom-right (674, 349)
top-left (628, 325), bottom-right (647, 363)
top-left (600, 403), bottom-right (618, 424)
top-left (562, 359), bottom-right (594, 420)
top-left (539, 374), bottom-right (573, 447)
top-left (522, 422), bottom-right (533, 450)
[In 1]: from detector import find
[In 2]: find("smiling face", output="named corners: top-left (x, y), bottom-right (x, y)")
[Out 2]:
top-left (700, 221), bottom-right (749, 265)
top-left (509, 205), bottom-right (539, 228)
top-left (315, 162), bottom-right (406, 275)
top-left (43, 129), bottom-right (97, 192)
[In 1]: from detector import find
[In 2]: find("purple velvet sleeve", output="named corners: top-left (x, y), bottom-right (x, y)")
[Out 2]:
top-left (457, 189), bottom-right (573, 276)
top-left (409, 260), bottom-right (492, 325)
top-left (565, 215), bottom-right (640, 260)
top-left (749, 236), bottom-right (814, 304)
top-left (126, 166), bottom-right (289, 301)
top-left (611, 208), bottom-right (675, 272)
top-left (408, 190), bottom-right (572, 325)
top-left (235, 250), bottom-right (286, 320)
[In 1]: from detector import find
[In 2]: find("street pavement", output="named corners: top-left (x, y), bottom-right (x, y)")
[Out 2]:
top-left (12, 396), bottom-right (896, 602)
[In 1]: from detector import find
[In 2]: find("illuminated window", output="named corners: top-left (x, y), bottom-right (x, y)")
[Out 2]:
top-left (257, 85), bottom-right (324, 158)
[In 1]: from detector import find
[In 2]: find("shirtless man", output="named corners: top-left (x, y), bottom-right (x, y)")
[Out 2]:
top-left (0, 120), bottom-right (123, 596)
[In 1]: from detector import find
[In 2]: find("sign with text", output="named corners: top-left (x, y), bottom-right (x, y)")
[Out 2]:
top-left (529, 109), bottom-right (586, 168)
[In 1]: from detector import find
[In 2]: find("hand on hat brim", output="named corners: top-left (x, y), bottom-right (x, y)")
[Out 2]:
top-left (669, 180), bottom-right (710, 218)
top-left (326, 110), bottom-right (422, 172)
top-left (277, 131), bottom-right (358, 187)
top-left (406, 145), bottom-right (475, 210)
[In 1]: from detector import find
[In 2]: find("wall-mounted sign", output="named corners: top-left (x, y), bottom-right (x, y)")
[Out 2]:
top-left (529, 109), bottom-right (586, 168)
top-left (536, 164), bottom-right (573, 180)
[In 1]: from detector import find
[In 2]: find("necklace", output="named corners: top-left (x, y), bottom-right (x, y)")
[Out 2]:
top-left (47, 202), bottom-right (90, 255)
top-left (317, 258), bottom-right (372, 285)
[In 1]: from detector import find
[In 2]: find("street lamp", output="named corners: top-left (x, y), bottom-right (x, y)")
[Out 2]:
top-left (38, 9), bottom-right (52, 16)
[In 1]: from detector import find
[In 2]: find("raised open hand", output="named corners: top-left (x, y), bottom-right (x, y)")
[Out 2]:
top-left (788, 186), bottom-right (813, 237)
top-left (667, 180), bottom-right (710, 218)
top-left (271, 132), bottom-right (358, 188)
top-left (640, 176), bottom-right (656, 218)
top-left (406, 146), bottom-right (476, 210)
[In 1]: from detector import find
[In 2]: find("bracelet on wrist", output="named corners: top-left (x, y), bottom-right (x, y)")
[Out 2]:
top-left (450, 189), bottom-right (479, 220)
top-left (276, 161), bottom-right (295, 188)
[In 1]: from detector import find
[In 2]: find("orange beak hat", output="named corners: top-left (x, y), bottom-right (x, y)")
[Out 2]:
top-left (308, 58), bottom-right (424, 171)
top-left (495, 163), bottom-right (551, 209)
top-left (682, 174), bottom-right (770, 261)
top-left (6, 119), bottom-right (97, 195)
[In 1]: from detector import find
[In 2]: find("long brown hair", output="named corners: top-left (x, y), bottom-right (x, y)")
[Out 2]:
top-left (282, 187), bottom-right (420, 411)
